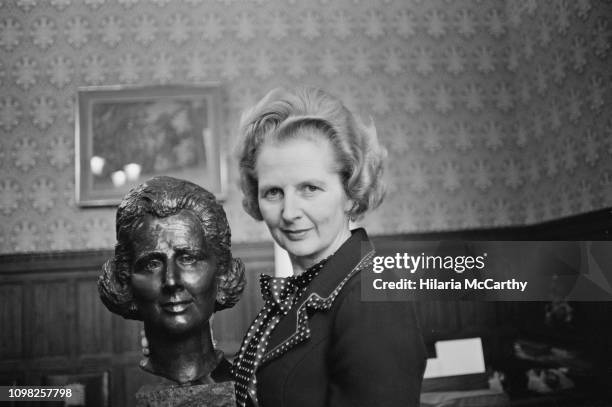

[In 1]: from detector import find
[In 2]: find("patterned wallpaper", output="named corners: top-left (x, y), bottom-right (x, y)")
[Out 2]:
top-left (0, 0), bottom-right (610, 254)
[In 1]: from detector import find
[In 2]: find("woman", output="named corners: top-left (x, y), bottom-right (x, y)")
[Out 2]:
top-left (233, 87), bottom-right (426, 407)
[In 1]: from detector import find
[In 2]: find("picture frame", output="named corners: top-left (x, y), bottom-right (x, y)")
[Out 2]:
top-left (75, 84), bottom-right (227, 207)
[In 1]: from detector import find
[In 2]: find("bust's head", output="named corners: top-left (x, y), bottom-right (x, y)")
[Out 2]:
top-left (98, 176), bottom-right (245, 335)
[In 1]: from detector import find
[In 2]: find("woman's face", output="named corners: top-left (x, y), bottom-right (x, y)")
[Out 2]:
top-left (129, 210), bottom-right (218, 335)
top-left (256, 135), bottom-right (352, 269)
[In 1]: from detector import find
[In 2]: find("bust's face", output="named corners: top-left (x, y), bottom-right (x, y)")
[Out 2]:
top-left (129, 209), bottom-right (217, 335)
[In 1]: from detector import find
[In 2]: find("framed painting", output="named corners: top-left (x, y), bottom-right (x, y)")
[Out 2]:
top-left (75, 84), bottom-right (226, 206)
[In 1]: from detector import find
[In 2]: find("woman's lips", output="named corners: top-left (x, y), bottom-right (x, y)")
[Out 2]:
top-left (282, 228), bottom-right (311, 241)
top-left (161, 300), bottom-right (192, 314)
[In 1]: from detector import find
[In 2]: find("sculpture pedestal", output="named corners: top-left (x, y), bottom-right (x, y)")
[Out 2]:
top-left (136, 381), bottom-right (235, 407)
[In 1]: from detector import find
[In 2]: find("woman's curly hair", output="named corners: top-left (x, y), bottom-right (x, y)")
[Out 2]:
top-left (98, 176), bottom-right (246, 320)
top-left (237, 86), bottom-right (387, 221)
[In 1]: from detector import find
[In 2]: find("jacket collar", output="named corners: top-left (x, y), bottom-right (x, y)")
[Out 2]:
top-left (304, 228), bottom-right (372, 298)
top-left (261, 228), bottom-right (374, 364)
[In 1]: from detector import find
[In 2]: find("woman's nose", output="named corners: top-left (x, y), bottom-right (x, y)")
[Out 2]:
top-left (281, 192), bottom-right (302, 221)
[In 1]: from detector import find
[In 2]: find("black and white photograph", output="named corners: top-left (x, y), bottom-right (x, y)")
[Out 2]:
top-left (0, 0), bottom-right (611, 406)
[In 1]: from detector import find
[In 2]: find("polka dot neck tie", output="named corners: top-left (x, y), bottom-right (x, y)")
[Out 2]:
top-left (233, 259), bottom-right (328, 407)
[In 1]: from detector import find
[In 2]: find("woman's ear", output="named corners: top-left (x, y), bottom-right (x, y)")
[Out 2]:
top-left (344, 199), bottom-right (357, 215)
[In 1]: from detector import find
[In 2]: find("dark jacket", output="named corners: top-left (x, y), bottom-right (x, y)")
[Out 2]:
top-left (251, 228), bottom-right (426, 407)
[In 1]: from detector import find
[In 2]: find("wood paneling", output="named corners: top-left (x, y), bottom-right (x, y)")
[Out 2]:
top-left (77, 278), bottom-right (113, 355)
top-left (31, 281), bottom-right (71, 357)
top-left (111, 314), bottom-right (142, 354)
top-left (0, 284), bottom-right (23, 360)
top-left (414, 301), bottom-right (461, 339)
top-left (457, 301), bottom-right (498, 330)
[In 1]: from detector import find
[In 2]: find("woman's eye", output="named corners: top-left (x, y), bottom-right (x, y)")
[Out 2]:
top-left (263, 188), bottom-right (283, 200)
top-left (303, 185), bottom-right (320, 194)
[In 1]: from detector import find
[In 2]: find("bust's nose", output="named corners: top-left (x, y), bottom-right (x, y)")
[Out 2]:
top-left (162, 259), bottom-right (181, 288)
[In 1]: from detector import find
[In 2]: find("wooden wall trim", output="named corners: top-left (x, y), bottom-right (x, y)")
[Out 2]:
top-left (0, 241), bottom-right (275, 275)
top-left (370, 207), bottom-right (612, 241)
top-left (0, 250), bottom-right (112, 273)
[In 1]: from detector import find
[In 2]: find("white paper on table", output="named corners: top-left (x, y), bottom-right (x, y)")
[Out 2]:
top-left (423, 337), bottom-right (486, 378)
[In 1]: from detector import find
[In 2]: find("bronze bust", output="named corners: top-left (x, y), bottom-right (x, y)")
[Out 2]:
top-left (98, 176), bottom-right (245, 389)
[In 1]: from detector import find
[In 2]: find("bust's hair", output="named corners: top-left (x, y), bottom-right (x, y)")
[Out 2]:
top-left (98, 176), bottom-right (246, 320)
top-left (237, 86), bottom-right (387, 221)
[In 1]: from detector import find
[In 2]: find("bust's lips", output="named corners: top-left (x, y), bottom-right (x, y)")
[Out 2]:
top-left (160, 299), bottom-right (193, 314)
